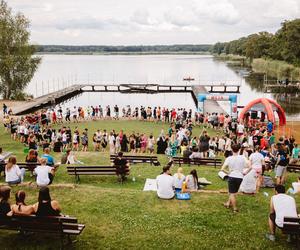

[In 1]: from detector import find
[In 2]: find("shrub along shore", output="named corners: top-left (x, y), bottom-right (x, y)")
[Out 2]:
top-left (215, 54), bottom-right (300, 81)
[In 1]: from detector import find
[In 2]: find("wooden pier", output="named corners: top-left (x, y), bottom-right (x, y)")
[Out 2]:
top-left (13, 83), bottom-right (240, 115)
top-left (264, 84), bottom-right (300, 93)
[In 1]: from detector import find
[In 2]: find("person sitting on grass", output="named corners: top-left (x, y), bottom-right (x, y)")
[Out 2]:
top-left (287, 176), bottom-right (300, 195)
top-left (189, 147), bottom-right (202, 159)
top-left (5, 156), bottom-right (26, 185)
top-left (33, 187), bottom-right (61, 216)
top-left (156, 165), bottom-right (175, 199)
top-left (113, 152), bottom-right (130, 182)
top-left (34, 158), bottom-right (56, 187)
top-left (9, 190), bottom-right (35, 216)
top-left (66, 149), bottom-right (83, 164)
top-left (265, 185), bottom-right (297, 242)
top-left (185, 169), bottom-right (199, 191)
top-left (0, 186), bottom-right (11, 217)
top-left (221, 144), bottom-right (250, 213)
top-left (173, 167), bottom-right (185, 192)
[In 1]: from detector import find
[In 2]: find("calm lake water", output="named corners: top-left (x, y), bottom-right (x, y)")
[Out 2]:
top-left (27, 54), bottom-right (300, 119)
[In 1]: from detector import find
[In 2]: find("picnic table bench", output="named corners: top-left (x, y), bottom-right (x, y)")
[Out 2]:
top-left (172, 156), bottom-right (222, 168)
top-left (287, 164), bottom-right (300, 172)
top-left (67, 165), bottom-right (130, 183)
top-left (110, 154), bottom-right (160, 166)
top-left (282, 216), bottom-right (300, 246)
top-left (0, 215), bottom-right (85, 248)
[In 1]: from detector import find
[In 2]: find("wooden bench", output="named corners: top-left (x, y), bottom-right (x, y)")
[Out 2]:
top-left (172, 157), bottom-right (222, 168)
top-left (67, 165), bottom-right (130, 183)
top-left (110, 154), bottom-right (159, 166)
top-left (287, 164), bottom-right (300, 172)
top-left (0, 215), bottom-right (85, 248)
top-left (282, 217), bottom-right (300, 246)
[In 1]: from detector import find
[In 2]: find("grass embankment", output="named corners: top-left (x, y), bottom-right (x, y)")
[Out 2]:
top-left (214, 53), bottom-right (300, 81)
top-left (252, 58), bottom-right (300, 81)
top-left (213, 54), bottom-right (250, 67)
top-left (0, 120), bottom-right (298, 249)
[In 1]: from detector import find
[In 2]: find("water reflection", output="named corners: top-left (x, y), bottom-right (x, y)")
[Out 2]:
top-left (227, 64), bottom-right (300, 116)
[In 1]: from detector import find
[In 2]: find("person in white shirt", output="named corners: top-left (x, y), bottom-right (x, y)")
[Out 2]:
top-left (287, 176), bottom-right (300, 195)
top-left (185, 169), bottom-right (199, 191)
top-left (173, 167), bottom-right (185, 191)
top-left (237, 123), bottom-right (244, 136)
top-left (221, 144), bottom-right (250, 212)
top-left (218, 137), bottom-right (226, 153)
top-left (5, 156), bottom-right (25, 185)
top-left (34, 158), bottom-right (55, 187)
top-left (249, 145), bottom-right (265, 193)
top-left (156, 166), bottom-right (175, 199)
top-left (266, 185), bottom-right (298, 242)
top-left (71, 106), bottom-right (78, 122)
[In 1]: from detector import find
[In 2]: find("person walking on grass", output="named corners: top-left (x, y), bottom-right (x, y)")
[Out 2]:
top-left (249, 145), bottom-right (265, 193)
top-left (221, 144), bottom-right (250, 213)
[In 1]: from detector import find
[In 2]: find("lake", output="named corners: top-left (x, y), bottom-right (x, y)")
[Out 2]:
top-left (27, 54), bottom-right (300, 119)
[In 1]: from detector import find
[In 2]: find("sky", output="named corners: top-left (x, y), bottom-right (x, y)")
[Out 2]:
top-left (8, 0), bottom-right (300, 45)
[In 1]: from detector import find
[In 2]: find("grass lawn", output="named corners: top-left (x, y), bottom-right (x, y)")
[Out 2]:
top-left (0, 120), bottom-right (298, 249)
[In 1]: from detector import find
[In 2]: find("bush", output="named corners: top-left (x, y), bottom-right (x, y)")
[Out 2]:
top-left (252, 58), bottom-right (300, 81)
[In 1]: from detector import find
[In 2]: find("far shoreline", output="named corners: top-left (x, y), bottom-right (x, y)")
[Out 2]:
top-left (35, 51), bottom-right (212, 56)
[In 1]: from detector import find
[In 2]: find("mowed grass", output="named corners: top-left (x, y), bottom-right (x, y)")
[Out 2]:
top-left (0, 120), bottom-right (299, 249)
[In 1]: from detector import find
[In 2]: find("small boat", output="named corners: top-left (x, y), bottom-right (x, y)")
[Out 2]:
top-left (183, 77), bottom-right (195, 81)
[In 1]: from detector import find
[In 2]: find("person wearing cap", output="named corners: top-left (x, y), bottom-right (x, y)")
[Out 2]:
top-left (156, 166), bottom-right (175, 199)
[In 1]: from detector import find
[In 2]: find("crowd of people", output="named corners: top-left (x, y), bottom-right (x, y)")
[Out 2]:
top-left (1, 103), bottom-right (300, 244)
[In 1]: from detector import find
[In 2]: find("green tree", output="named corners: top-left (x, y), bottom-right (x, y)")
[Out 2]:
top-left (245, 32), bottom-right (273, 62)
top-left (273, 19), bottom-right (300, 66)
top-left (0, 0), bottom-right (41, 99)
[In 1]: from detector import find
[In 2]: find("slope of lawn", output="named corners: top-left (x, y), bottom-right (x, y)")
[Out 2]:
top-left (0, 120), bottom-right (298, 249)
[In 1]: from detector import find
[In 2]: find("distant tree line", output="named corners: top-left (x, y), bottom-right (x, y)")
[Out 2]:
top-left (37, 44), bottom-right (212, 53)
top-left (211, 19), bottom-right (300, 66)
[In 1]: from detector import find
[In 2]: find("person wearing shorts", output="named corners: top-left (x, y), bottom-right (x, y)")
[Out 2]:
top-left (265, 185), bottom-right (297, 242)
top-left (221, 144), bottom-right (249, 213)
top-left (275, 144), bottom-right (289, 185)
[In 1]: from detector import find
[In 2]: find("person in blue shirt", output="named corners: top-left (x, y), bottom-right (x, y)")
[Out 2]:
top-left (267, 121), bottom-right (273, 133)
top-left (41, 148), bottom-right (55, 166)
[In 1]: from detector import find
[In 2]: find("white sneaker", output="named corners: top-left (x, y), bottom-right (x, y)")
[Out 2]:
top-left (265, 233), bottom-right (275, 241)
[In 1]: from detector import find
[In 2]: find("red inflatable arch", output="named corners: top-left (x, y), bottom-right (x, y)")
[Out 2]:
top-left (239, 98), bottom-right (286, 126)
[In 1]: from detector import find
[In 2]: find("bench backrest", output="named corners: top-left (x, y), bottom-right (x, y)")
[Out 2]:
top-left (67, 166), bottom-right (129, 175)
top-left (173, 157), bottom-right (222, 165)
top-left (0, 162), bottom-right (39, 169)
top-left (110, 155), bottom-right (157, 160)
top-left (0, 215), bottom-right (78, 233)
top-left (283, 217), bottom-right (300, 234)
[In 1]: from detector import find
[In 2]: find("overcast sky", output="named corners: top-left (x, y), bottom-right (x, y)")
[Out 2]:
top-left (8, 0), bottom-right (300, 45)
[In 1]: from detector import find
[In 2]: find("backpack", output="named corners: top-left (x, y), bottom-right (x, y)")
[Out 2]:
top-left (261, 175), bottom-right (275, 188)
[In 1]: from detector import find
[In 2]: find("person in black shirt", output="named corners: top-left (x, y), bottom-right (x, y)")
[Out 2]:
top-left (0, 186), bottom-right (11, 217)
top-left (113, 152), bottom-right (130, 182)
top-left (275, 144), bottom-right (289, 185)
top-left (53, 138), bottom-right (63, 152)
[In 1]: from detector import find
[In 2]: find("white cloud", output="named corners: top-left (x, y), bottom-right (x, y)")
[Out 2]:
top-left (6, 0), bottom-right (300, 45)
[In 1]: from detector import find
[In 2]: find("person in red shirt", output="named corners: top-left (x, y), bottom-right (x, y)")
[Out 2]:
top-left (52, 110), bottom-right (57, 124)
top-left (260, 136), bottom-right (269, 150)
top-left (171, 109), bottom-right (177, 122)
top-left (219, 113), bottom-right (225, 128)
